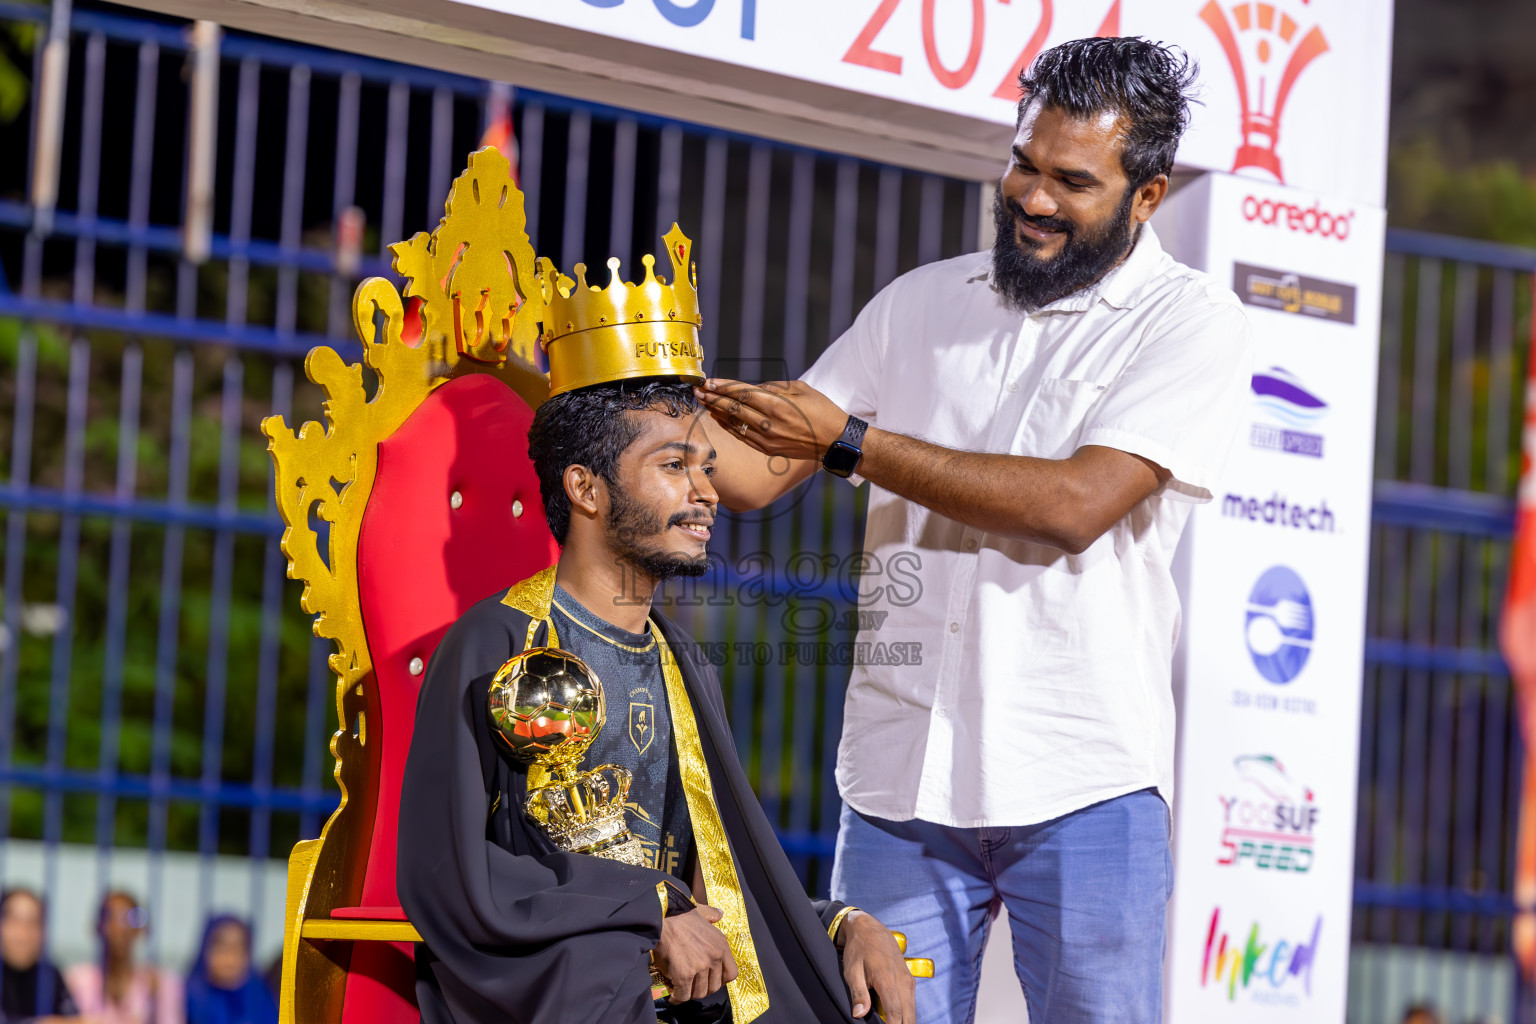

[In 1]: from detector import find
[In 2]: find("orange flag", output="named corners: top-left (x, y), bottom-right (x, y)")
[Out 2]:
top-left (480, 84), bottom-right (519, 185)
top-left (1505, 281), bottom-right (1536, 979)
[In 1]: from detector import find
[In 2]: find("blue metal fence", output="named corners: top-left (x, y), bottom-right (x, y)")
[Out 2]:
top-left (1351, 228), bottom-right (1533, 1024)
top-left (0, 2), bottom-right (1531, 1017)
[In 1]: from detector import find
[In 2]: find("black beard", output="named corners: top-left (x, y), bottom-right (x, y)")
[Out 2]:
top-left (990, 184), bottom-right (1139, 313)
top-left (606, 482), bottom-right (710, 582)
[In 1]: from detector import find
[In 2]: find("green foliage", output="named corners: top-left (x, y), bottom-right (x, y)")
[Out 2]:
top-left (0, 225), bottom-right (353, 858)
top-left (0, 308), bottom-right (340, 858)
top-left (0, 10), bottom-right (37, 125)
top-left (0, 313), bottom-right (68, 373)
top-left (1388, 137), bottom-right (1536, 248)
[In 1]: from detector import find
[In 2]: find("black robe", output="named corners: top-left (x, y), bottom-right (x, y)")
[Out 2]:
top-left (397, 581), bottom-right (862, 1024)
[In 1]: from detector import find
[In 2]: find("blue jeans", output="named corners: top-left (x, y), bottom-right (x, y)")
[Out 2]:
top-left (830, 790), bottom-right (1171, 1024)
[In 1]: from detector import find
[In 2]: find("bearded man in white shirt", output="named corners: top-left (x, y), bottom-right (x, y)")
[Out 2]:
top-left (693, 36), bottom-right (1254, 1024)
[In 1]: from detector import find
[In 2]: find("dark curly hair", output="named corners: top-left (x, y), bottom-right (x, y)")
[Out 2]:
top-left (1018, 37), bottom-right (1199, 190)
top-left (527, 379), bottom-right (699, 544)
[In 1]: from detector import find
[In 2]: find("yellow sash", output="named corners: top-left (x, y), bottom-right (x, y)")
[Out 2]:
top-left (651, 622), bottom-right (769, 1024)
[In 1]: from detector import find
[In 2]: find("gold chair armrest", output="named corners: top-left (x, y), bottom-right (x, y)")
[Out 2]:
top-left (904, 957), bottom-right (934, 979)
top-left (300, 919), bottom-right (424, 943)
top-left (887, 932), bottom-right (932, 977)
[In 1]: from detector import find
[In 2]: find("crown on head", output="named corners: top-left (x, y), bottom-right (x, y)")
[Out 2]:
top-left (536, 224), bottom-right (705, 397)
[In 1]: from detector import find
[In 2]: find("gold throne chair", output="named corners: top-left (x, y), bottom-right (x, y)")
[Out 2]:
top-left (266, 147), bottom-right (558, 1024)
top-left (267, 146), bottom-right (929, 1024)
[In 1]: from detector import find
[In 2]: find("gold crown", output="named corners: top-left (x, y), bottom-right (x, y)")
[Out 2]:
top-left (536, 223), bottom-right (705, 397)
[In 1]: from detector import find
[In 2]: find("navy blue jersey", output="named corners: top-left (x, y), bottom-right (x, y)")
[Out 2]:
top-left (552, 585), bottom-right (693, 881)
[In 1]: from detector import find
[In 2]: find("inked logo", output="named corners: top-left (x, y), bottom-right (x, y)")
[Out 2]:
top-left (1241, 195), bottom-right (1355, 240)
top-left (1250, 367), bottom-right (1327, 459)
top-left (1217, 754), bottom-right (1317, 873)
top-left (1202, 908), bottom-right (1321, 1005)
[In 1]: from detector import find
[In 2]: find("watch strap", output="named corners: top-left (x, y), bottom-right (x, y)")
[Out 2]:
top-left (658, 877), bottom-right (696, 917)
top-left (821, 415), bottom-right (868, 477)
top-left (838, 416), bottom-right (868, 450)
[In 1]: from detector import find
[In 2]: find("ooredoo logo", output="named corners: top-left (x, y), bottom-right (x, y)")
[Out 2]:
top-left (1242, 195), bottom-right (1355, 240)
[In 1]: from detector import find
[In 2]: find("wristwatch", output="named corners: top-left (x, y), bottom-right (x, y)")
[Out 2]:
top-left (821, 416), bottom-right (868, 478)
top-left (658, 878), bottom-right (696, 918)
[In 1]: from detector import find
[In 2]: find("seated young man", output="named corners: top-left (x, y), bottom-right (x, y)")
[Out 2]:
top-left (397, 380), bottom-right (916, 1024)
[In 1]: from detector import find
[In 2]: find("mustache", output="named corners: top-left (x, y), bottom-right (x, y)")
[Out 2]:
top-left (1005, 198), bottom-right (1075, 236)
top-left (667, 511), bottom-right (715, 529)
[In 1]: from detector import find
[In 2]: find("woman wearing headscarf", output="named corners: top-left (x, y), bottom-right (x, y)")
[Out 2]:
top-left (66, 891), bottom-right (183, 1024)
top-left (182, 918), bottom-right (274, 1024)
top-left (0, 888), bottom-right (78, 1023)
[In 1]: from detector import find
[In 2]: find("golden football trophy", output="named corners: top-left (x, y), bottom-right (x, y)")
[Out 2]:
top-left (486, 647), bottom-right (651, 867)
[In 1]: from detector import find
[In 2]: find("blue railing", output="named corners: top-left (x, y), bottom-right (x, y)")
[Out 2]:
top-left (1372, 480), bottom-right (1518, 538)
top-left (1354, 223), bottom-right (1532, 1023)
top-left (1386, 226), bottom-right (1536, 273)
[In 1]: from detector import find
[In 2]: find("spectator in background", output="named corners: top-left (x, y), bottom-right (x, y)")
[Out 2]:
top-left (0, 888), bottom-right (78, 1023)
top-left (66, 892), bottom-right (182, 1024)
top-left (1402, 1004), bottom-right (1442, 1024)
top-left (182, 919), bottom-right (274, 1024)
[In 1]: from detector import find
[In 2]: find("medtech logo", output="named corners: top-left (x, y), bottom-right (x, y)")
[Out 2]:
top-left (1222, 493), bottom-right (1336, 531)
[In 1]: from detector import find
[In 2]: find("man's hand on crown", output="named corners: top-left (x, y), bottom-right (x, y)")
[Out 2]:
top-left (696, 379), bottom-right (848, 464)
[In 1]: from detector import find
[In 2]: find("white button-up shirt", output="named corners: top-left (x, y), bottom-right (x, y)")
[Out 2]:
top-left (801, 225), bottom-right (1253, 827)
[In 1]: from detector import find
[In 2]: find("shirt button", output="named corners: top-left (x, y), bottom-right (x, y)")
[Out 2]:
top-left (1008, 381), bottom-right (1020, 393)
top-left (963, 538), bottom-right (978, 552)
top-left (948, 622), bottom-right (960, 633)
top-left (935, 707), bottom-right (949, 718)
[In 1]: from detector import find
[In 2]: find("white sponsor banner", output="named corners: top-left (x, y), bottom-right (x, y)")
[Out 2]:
top-left (450, 0), bottom-right (1391, 204)
top-left (1157, 172), bottom-right (1383, 1021)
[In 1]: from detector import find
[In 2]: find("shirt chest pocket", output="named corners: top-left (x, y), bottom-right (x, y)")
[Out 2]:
top-left (1015, 378), bottom-right (1109, 459)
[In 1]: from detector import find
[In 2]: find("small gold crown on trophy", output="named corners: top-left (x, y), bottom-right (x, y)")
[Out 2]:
top-left (486, 648), bottom-right (650, 867)
top-left (535, 224), bottom-right (705, 397)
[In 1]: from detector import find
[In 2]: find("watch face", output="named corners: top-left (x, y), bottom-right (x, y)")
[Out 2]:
top-left (823, 440), bottom-right (861, 478)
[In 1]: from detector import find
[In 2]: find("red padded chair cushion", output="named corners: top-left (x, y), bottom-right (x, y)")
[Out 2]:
top-left (356, 371), bottom-right (558, 907)
top-left (342, 373), bottom-right (558, 1023)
